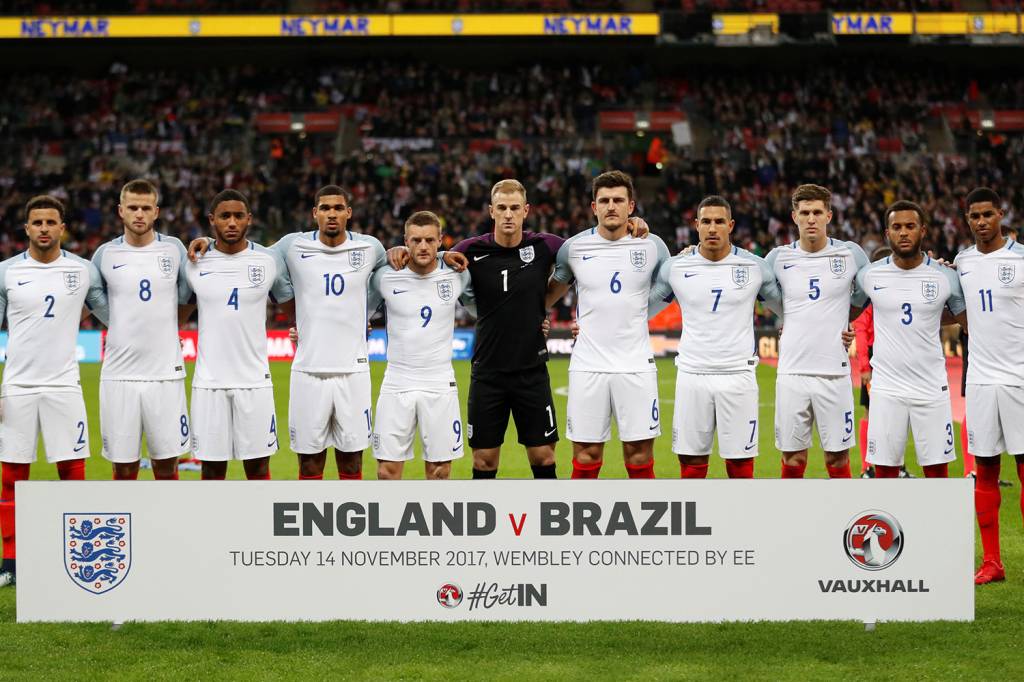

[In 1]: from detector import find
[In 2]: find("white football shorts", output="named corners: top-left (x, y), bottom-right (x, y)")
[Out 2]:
top-left (288, 370), bottom-right (371, 454)
top-left (774, 374), bottom-right (856, 452)
top-left (966, 383), bottom-right (1024, 458)
top-left (672, 371), bottom-right (759, 458)
top-left (190, 386), bottom-right (278, 461)
top-left (100, 380), bottom-right (190, 462)
top-left (566, 370), bottom-right (660, 443)
top-left (866, 390), bottom-right (956, 467)
top-left (0, 389), bottom-right (90, 463)
top-left (372, 389), bottom-right (464, 462)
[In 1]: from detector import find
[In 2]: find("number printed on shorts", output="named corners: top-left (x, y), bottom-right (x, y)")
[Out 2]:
top-left (180, 414), bottom-right (189, 438)
top-left (453, 420), bottom-right (462, 447)
top-left (73, 420), bottom-right (86, 453)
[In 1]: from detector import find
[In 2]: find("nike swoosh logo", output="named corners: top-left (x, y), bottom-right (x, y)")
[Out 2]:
top-left (783, 264), bottom-right (796, 269)
top-left (684, 272), bottom-right (698, 278)
top-left (452, 444), bottom-right (462, 452)
top-left (744, 444), bottom-right (756, 451)
top-left (582, 255), bottom-right (596, 261)
top-left (112, 264), bottom-right (127, 269)
top-left (392, 289), bottom-right (408, 295)
top-left (842, 435), bottom-right (852, 443)
top-left (544, 428), bottom-right (557, 437)
top-left (267, 439), bottom-right (278, 448)
top-left (73, 444), bottom-right (86, 453)
top-left (649, 425), bottom-right (659, 430)
top-left (944, 446), bottom-right (954, 455)
top-left (300, 253), bottom-right (316, 259)
top-left (958, 271), bottom-right (970, 276)
top-left (180, 438), bottom-right (190, 447)
top-left (17, 280), bottom-right (31, 286)
top-left (873, 285), bottom-right (886, 290)
top-left (473, 255), bottom-right (490, 261)
top-left (199, 272), bottom-right (213, 276)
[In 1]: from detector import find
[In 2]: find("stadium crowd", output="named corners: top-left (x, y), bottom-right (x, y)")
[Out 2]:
top-left (1, 59), bottom-right (1022, 282)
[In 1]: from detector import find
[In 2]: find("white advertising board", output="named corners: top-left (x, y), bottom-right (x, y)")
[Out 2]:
top-left (16, 480), bottom-right (973, 622)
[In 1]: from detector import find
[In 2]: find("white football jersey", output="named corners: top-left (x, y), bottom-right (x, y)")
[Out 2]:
top-left (185, 242), bottom-right (290, 389)
top-left (370, 263), bottom-right (471, 392)
top-left (955, 239), bottom-right (1024, 386)
top-left (92, 234), bottom-right (192, 381)
top-left (272, 230), bottom-right (386, 374)
top-left (856, 255), bottom-right (965, 398)
top-left (652, 246), bottom-right (780, 374)
top-left (766, 238), bottom-right (869, 376)
top-left (552, 229), bottom-right (670, 373)
top-left (0, 250), bottom-right (108, 395)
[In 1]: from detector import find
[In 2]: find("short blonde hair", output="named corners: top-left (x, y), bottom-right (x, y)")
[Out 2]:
top-left (490, 179), bottom-right (527, 202)
top-left (120, 178), bottom-right (160, 205)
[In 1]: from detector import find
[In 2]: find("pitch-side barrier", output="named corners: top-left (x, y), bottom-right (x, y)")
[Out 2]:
top-left (16, 479), bottom-right (972, 623)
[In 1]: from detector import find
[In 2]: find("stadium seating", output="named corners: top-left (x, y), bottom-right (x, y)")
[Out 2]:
top-left (3, 58), bottom-right (1021, 271)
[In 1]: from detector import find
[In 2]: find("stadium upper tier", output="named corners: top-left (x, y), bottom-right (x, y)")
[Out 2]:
top-left (0, 58), bottom-right (1019, 277)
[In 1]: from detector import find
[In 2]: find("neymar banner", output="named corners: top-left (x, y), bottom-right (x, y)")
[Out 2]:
top-left (16, 480), bottom-right (972, 622)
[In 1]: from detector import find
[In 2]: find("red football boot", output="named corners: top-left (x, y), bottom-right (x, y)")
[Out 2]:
top-left (974, 560), bottom-right (1006, 586)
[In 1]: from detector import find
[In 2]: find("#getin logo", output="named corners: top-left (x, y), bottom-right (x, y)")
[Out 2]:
top-left (843, 510), bottom-right (904, 571)
top-left (437, 583), bottom-right (463, 608)
top-left (63, 514), bottom-right (132, 594)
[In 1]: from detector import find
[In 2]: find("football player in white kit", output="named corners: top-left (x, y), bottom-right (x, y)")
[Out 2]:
top-left (0, 195), bottom-right (109, 587)
top-left (368, 211), bottom-right (473, 479)
top-left (765, 184), bottom-right (869, 479)
top-left (184, 190), bottom-right (290, 481)
top-left (546, 171), bottom-right (670, 479)
top-left (271, 186), bottom-right (387, 480)
top-left (855, 200), bottom-right (966, 478)
top-left (91, 179), bottom-right (193, 481)
top-left (651, 195), bottom-right (781, 479)
top-left (193, 185), bottom-right (389, 480)
top-left (954, 187), bottom-right (1024, 584)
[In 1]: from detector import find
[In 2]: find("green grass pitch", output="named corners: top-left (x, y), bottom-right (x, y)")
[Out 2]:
top-left (1, 359), bottom-right (1022, 680)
